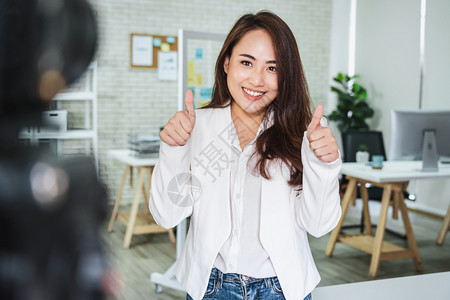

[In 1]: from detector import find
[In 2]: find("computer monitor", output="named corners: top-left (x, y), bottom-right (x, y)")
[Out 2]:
top-left (389, 109), bottom-right (450, 169)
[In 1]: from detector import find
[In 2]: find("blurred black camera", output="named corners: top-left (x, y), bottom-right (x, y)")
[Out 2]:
top-left (0, 0), bottom-right (110, 299)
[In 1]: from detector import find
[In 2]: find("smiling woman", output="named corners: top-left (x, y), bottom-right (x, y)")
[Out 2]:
top-left (151, 10), bottom-right (341, 300)
top-left (224, 29), bottom-right (278, 122)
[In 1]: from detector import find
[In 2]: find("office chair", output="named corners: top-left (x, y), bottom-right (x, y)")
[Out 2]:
top-left (340, 131), bottom-right (405, 238)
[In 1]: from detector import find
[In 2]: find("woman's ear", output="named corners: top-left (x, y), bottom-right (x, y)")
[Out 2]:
top-left (224, 57), bottom-right (229, 74)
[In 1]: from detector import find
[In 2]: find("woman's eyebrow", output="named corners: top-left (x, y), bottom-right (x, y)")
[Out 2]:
top-left (239, 53), bottom-right (276, 64)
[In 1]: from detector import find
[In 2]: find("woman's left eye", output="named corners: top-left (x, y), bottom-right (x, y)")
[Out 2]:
top-left (267, 66), bottom-right (277, 72)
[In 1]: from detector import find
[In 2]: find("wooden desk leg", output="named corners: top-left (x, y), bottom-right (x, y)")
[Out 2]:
top-left (398, 194), bottom-right (423, 272)
top-left (369, 184), bottom-right (392, 277)
top-left (326, 177), bottom-right (357, 256)
top-left (147, 166), bottom-right (154, 212)
top-left (437, 206), bottom-right (450, 245)
top-left (123, 167), bottom-right (146, 248)
top-left (108, 165), bottom-right (131, 232)
top-left (141, 167), bottom-right (152, 212)
top-left (360, 184), bottom-right (373, 235)
top-left (129, 166), bottom-right (133, 187)
top-left (392, 190), bottom-right (400, 220)
top-left (351, 186), bottom-right (357, 206)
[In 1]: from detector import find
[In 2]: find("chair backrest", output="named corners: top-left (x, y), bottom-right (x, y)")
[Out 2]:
top-left (341, 131), bottom-right (386, 162)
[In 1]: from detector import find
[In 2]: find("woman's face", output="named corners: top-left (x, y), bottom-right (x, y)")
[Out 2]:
top-left (224, 29), bottom-right (278, 120)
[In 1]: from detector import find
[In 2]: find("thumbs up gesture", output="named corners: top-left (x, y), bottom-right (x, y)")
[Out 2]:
top-left (160, 89), bottom-right (196, 146)
top-left (307, 104), bottom-right (339, 163)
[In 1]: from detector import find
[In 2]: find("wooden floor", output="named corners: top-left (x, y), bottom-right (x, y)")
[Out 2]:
top-left (105, 201), bottom-right (450, 299)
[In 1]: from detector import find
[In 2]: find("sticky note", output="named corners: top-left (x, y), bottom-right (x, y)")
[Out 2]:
top-left (161, 43), bottom-right (170, 52)
top-left (195, 74), bottom-right (204, 86)
top-left (195, 48), bottom-right (203, 59)
top-left (199, 88), bottom-right (213, 100)
top-left (187, 60), bottom-right (195, 74)
top-left (153, 38), bottom-right (162, 47)
top-left (166, 36), bottom-right (175, 44)
top-left (187, 74), bottom-right (195, 86)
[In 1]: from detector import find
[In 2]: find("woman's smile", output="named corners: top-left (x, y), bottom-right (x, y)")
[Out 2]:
top-left (242, 87), bottom-right (266, 100)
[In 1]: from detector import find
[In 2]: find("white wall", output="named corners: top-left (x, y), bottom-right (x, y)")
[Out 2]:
top-left (355, 0), bottom-right (421, 149)
top-left (329, 0), bottom-right (450, 215)
top-left (422, 0), bottom-right (450, 109)
top-left (327, 0), bottom-right (353, 151)
top-left (413, 0), bottom-right (450, 214)
top-left (85, 0), bottom-right (334, 203)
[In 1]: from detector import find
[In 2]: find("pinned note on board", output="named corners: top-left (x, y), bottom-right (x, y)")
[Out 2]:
top-left (158, 51), bottom-right (177, 81)
top-left (166, 36), bottom-right (176, 44)
top-left (131, 35), bottom-right (153, 67)
top-left (161, 43), bottom-right (170, 52)
top-left (200, 88), bottom-right (213, 100)
top-left (187, 74), bottom-right (195, 86)
top-left (188, 60), bottom-right (195, 72)
top-left (153, 37), bottom-right (162, 47)
top-left (195, 73), bottom-right (204, 86)
top-left (195, 48), bottom-right (203, 59)
top-left (130, 34), bottom-right (178, 69)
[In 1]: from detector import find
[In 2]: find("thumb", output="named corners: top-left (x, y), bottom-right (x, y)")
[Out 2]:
top-left (184, 89), bottom-right (196, 120)
top-left (307, 104), bottom-right (324, 135)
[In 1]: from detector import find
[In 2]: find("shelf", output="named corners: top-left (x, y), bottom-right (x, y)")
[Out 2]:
top-left (117, 211), bottom-right (168, 235)
top-left (19, 61), bottom-right (98, 172)
top-left (53, 91), bottom-right (95, 101)
top-left (19, 129), bottom-right (95, 140)
top-left (338, 233), bottom-right (415, 261)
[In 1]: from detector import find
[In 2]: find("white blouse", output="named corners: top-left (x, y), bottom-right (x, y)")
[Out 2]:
top-left (213, 119), bottom-right (277, 278)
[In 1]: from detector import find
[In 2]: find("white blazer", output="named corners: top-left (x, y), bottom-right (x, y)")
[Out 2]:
top-left (149, 106), bottom-right (342, 300)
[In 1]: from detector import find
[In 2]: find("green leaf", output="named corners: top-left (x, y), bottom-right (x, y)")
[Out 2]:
top-left (358, 90), bottom-right (367, 99)
top-left (330, 86), bottom-right (344, 95)
top-left (352, 82), bottom-right (361, 93)
top-left (330, 72), bottom-right (374, 131)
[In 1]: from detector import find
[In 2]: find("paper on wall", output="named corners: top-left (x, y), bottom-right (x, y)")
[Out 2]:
top-left (132, 35), bottom-right (153, 66)
top-left (158, 51), bottom-right (177, 81)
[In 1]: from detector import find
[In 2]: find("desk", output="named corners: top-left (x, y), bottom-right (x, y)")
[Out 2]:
top-left (326, 161), bottom-right (450, 276)
top-left (107, 150), bottom-right (175, 248)
top-left (312, 271), bottom-right (450, 300)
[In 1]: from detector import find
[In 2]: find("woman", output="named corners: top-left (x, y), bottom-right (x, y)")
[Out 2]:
top-left (150, 11), bottom-right (341, 300)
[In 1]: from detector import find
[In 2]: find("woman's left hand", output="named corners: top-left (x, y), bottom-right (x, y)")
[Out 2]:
top-left (307, 104), bottom-right (340, 163)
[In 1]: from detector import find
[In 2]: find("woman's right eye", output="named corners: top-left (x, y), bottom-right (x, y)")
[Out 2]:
top-left (241, 60), bottom-right (252, 67)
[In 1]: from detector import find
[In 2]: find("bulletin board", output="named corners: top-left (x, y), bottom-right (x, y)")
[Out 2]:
top-left (130, 33), bottom-right (178, 69)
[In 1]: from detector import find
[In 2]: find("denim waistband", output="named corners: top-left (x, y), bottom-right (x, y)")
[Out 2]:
top-left (209, 267), bottom-right (274, 289)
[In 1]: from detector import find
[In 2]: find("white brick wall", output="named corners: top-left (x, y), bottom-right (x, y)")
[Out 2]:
top-left (86, 0), bottom-right (333, 203)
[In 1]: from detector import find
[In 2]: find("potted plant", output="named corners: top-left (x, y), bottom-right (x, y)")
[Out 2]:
top-left (356, 144), bottom-right (369, 163)
top-left (328, 73), bottom-right (374, 132)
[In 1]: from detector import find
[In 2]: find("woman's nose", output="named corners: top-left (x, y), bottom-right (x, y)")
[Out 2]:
top-left (248, 68), bottom-right (264, 87)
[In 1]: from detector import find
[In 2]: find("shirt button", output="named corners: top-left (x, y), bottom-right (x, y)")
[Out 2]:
top-left (235, 193), bottom-right (240, 199)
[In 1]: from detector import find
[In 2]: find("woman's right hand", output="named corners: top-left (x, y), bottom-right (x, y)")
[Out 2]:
top-left (160, 89), bottom-right (196, 146)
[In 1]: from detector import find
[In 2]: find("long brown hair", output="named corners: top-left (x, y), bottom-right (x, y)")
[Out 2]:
top-left (202, 11), bottom-right (312, 188)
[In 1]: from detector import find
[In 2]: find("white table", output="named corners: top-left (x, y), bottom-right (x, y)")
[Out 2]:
top-left (326, 161), bottom-right (450, 277)
top-left (107, 150), bottom-right (175, 248)
top-left (312, 271), bottom-right (450, 300)
top-left (107, 150), bottom-right (187, 293)
top-left (340, 161), bottom-right (450, 182)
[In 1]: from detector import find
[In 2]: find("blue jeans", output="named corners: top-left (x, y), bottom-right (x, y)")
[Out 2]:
top-left (186, 267), bottom-right (312, 300)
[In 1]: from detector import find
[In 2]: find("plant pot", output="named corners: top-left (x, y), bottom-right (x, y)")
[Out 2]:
top-left (356, 151), bottom-right (369, 163)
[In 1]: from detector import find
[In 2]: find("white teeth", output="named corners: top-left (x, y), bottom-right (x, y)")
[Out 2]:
top-left (243, 87), bottom-right (264, 97)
